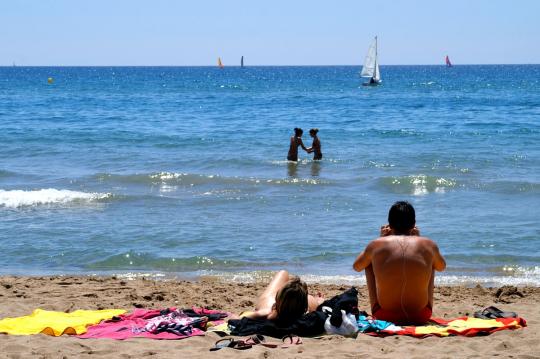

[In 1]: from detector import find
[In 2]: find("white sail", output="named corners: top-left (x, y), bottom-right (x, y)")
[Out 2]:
top-left (360, 37), bottom-right (380, 81)
top-left (374, 61), bottom-right (380, 81)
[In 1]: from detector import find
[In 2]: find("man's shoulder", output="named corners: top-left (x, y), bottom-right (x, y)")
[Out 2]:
top-left (373, 235), bottom-right (436, 245)
top-left (416, 236), bottom-right (437, 245)
top-left (371, 236), bottom-right (391, 244)
top-left (369, 236), bottom-right (400, 248)
top-left (364, 237), bottom-right (389, 251)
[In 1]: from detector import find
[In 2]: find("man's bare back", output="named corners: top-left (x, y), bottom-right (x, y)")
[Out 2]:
top-left (353, 202), bottom-right (446, 325)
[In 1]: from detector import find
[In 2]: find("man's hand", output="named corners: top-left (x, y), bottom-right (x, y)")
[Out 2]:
top-left (380, 224), bottom-right (392, 237)
top-left (409, 226), bottom-right (420, 236)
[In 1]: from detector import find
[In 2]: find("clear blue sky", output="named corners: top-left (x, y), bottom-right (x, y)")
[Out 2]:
top-left (1, 0), bottom-right (539, 66)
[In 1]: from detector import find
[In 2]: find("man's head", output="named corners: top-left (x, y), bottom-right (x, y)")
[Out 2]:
top-left (388, 201), bottom-right (416, 234)
top-left (274, 277), bottom-right (308, 324)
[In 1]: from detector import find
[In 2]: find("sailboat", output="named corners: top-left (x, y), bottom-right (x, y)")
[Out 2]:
top-left (240, 56), bottom-right (244, 68)
top-left (361, 36), bottom-right (381, 86)
top-left (445, 55), bottom-right (452, 67)
top-left (218, 57), bottom-right (224, 69)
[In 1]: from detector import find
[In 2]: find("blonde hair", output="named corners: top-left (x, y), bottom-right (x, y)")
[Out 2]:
top-left (274, 277), bottom-right (308, 324)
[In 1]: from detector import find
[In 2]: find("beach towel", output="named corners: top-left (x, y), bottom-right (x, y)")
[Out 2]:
top-left (79, 307), bottom-right (227, 340)
top-left (0, 308), bottom-right (126, 336)
top-left (357, 315), bottom-right (527, 338)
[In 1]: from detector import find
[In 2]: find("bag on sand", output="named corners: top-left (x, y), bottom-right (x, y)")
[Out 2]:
top-left (322, 307), bottom-right (358, 336)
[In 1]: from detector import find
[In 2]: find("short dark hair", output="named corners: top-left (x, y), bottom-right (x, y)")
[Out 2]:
top-left (294, 128), bottom-right (303, 137)
top-left (388, 201), bottom-right (416, 233)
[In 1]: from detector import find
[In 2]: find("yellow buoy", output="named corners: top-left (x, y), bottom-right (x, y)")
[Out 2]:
top-left (47, 77), bottom-right (53, 84)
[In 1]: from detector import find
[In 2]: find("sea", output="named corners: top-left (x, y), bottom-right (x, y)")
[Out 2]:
top-left (1, 65), bottom-right (539, 286)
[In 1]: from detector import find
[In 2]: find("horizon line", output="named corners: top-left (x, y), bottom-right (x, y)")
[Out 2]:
top-left (3, 63), bottom-right (540, 67)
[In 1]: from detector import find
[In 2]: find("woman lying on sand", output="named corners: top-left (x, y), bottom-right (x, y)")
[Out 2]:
top-left (241, 270), bottom-right (324, 324)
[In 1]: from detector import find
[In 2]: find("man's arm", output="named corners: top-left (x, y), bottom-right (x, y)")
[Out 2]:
top-left (431, 241), bottom-right (446, 272)
top-left (353, 241), bottom-right (375, 272)
top-left (364, 264), bottom-right (379, 313)
top-left (428, 269), bottom-right (435, 309)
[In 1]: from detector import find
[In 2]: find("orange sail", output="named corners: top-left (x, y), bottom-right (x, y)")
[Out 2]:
top-left (218, 57), bottom-right (224, 69)
top-left (445, 55), bottom-right (452, 67)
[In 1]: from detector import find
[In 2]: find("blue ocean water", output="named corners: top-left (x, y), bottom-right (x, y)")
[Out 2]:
top-left (1, 65), bottom-right (539, 286)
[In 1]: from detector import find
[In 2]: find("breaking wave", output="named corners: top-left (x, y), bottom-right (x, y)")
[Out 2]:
top-left (86, 252), bottom-right (263, 271)
top-left (202, 266), bottom-right (540, 287)
top-left (0, 188), bottom-right (112, 208)
top-left (95, 172), bottom-right (330, 186)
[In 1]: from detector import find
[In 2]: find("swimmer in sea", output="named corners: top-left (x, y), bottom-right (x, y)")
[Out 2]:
top-left (287, 128), bottom-right (309, 162)
top-left (307, 128), bottom-right (322, 160)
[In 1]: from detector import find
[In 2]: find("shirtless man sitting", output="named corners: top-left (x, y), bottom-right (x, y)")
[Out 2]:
top-left (353, 201), bottom-right (446, 325)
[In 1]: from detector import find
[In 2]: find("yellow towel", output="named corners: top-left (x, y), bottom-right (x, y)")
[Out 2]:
top-left (207, 322), bottom-right (231, 335)
top-left (0, 308), bottom-right (126, 336)
top-left (415, 318), bottom-right (510, 336)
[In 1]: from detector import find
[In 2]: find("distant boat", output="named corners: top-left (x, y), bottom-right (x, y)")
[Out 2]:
top-left (445, 55), bottom-right (452, 67)
top-left (218, 57), bottom-right (224, 69)
top-left (361, 36), bottom-right (381, 86)
top-left (240, 56), bottom-right (244, 68)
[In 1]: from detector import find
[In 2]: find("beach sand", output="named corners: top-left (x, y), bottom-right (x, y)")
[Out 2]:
top-left (0, 275), bottom-right (538, 358)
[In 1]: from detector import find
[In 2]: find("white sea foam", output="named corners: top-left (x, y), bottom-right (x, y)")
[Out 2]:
top-left (197, 270), bottom-right (540, 287)
top-left (114, 272), bottom-right (167, 281)
top-left (0, 188), bottom-right (111, 208)
top-left (150, 172), bottom-right (186, 181)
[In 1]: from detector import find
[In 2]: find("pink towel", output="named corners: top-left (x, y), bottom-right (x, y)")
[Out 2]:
top-left (78, 308), bottom-right (216, 340)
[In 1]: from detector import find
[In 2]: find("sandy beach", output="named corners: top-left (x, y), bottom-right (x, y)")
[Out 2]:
top-left (0, 275), bottom-right (538, 358)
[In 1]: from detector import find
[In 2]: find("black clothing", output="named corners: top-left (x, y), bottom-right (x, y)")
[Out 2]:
top-left (228, 287), bottom-right (359, 337)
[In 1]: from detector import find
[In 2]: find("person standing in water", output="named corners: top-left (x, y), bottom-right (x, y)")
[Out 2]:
top-left (287, 128), bottom-right (308, 161)
top-left (307, 128), bottom-right (322, 160)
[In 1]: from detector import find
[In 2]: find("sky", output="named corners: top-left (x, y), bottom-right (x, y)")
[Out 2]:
top-left (1, 0), bottom-right (539, 66)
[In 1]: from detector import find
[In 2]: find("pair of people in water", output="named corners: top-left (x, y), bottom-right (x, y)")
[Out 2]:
top-left (245, 201), bottom-right (446, 326)
top-left (287, 128), bottom-right (322, 162)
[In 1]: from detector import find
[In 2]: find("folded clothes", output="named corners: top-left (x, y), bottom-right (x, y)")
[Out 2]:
top-left (0, 308), bottom-right (126, 336)
top-left (79, 307), bottom-right (227, 340)
top-left (358, 315), bottom-right (527, 338)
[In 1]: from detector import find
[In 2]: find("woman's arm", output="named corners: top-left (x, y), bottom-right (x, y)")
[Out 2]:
top-left (298, 138), bottom-right (309, 152)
